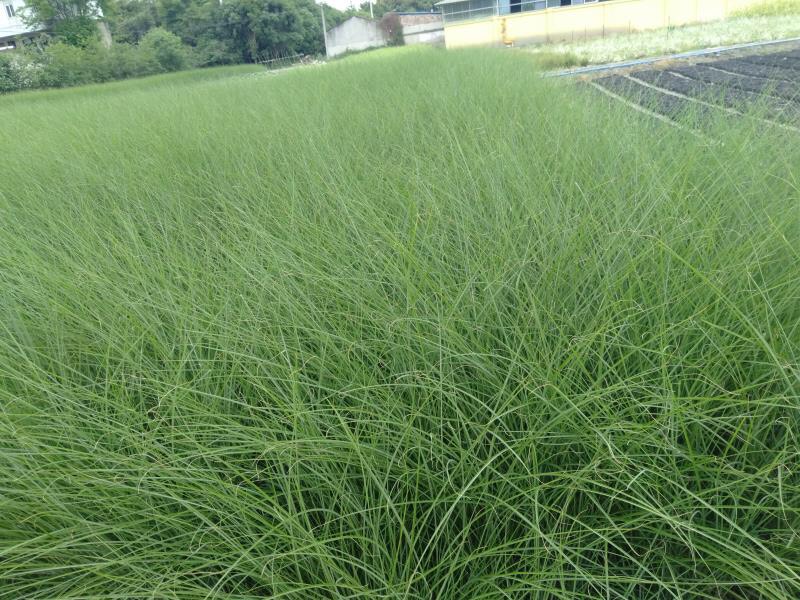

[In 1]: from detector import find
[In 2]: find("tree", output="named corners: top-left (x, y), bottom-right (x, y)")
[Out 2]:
top-left (156, 0), bottom-right (204, 41)
top-left (139, 26), bottom-right (188, 70)
top-left (109, 0), bottom-right (159, 44)
top-left (356, 0), bottom-right (436, 19)
top-left (82, 0), bottom-right (345, 66)
top-left (21, 0), bottom-right (112, 46)
top-left (216, 0), bottom-right (325, 62)
top-left (21, 0), bottom-right (109, 27)
top-left (52, 15), bottom-right (99, 45)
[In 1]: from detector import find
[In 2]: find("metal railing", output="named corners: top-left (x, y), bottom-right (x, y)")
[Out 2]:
top-left (442, 0), bottom-right (600, 25)
top-left (256, 53), bottom-right (309, 70)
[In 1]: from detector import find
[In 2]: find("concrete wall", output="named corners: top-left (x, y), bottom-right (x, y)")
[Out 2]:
top-left (401, 17), bottom-right (445, 46)
top-left (327, 17), bottom-right (387, 57)
top-left (404, 28), bottom-right (445, 46)
top-left (443, 0), bottom-right (770, 49)
top-left (399, 13), bottom-right (444, 26)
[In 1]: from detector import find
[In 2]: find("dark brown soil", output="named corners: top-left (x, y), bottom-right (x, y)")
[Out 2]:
top-left (588, 45), bottom-right (800, 129)
top-left (594, 75), bottom-right (716, 123)
top-left (710, 58), bottom-right (800, 83)
top-left (671, 65), bottom-right (800, 101)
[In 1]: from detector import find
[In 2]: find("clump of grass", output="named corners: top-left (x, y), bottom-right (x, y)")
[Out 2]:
top-left (0, 47), bottom-right (799, 598)
top-left (528, 49), bottom-right (587, 70)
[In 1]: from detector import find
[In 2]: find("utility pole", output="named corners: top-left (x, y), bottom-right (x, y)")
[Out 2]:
top-left (369, 0), bottom-right (374, 19)
top-left (320, 3), bottom-right (329, 58)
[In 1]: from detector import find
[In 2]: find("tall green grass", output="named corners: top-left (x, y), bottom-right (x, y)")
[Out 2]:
top-left (1, 47), bottom-right (799, 598)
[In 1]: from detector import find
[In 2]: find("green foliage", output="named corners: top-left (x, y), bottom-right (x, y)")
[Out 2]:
top-left (0, 36), bottom-right (192, 92)
top-left (0, 48), bottom-right (799, 599)
top-left (16, 0), bottom-right (352, 83)
top-left (356, 0), bottom-right (437, 19)
top-left (20, 0), bottom-right (108, 28)
top-left (106, 0), bottom-right (338, 66)
top-left (321, 2), bottom-right (350, 28)
top-left (51, 16), bottom-right (99, 47)
top-left (140, 26), bottom-right (189, 70)
top-left (0, 52), bottom-right (40, 92)
top-left (36, 41), bottom-right (96, 86)
top-left (0, 54), bottom-right (16, 93)
top-left (216, 0), bottom-right (324, 62)
top-left (104, 41), bottom-right (162, 77)
top-left (112, 0), bottom-right (159, 43)
top-left (192, 37), bottom-right (239, 66)
top-left (528, 50), bottom-right (586, 70)
top-left (156, 0), bottom-right (217, 44)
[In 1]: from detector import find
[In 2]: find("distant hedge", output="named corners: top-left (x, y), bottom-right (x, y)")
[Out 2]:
top-left (0, 29), bottom-right (194, 93)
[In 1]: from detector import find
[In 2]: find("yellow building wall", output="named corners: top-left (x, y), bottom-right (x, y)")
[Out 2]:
top-left (444, 18), bottom-right (499, 48)
top-left (444, 0), bottom-right (768, 49)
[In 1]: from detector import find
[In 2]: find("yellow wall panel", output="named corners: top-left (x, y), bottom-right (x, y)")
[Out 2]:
top-left (444, 19), bottom-right (499, 48)
top-left (443, 0), bottom-right (766, 49)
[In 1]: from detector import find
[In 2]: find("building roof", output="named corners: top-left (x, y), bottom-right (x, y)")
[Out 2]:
top-left (434, 0), bottom-right (470, 5)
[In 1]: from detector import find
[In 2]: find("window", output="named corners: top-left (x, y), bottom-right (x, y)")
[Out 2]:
top-left (442, 0), bottom-right (496, 23)
top-left (5, 3), bottom-right (15, 17)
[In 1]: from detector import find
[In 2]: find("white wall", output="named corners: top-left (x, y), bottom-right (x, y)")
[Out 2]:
top-left (404, 29), bottom-right (445, 45)
top-left (0, 0), bottom-right (37, 45)
top-left (327, 17), bottom-right (387, 57)
top-left (402, 21), bottom-right (444, 46)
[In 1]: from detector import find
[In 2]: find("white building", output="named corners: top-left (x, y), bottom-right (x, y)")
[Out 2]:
top-left (325, 17), bottom-right (387, 58)
top-left (0, 0), bottom-right (41, 51)
top-left (324, 13), bottom-right (444, 58)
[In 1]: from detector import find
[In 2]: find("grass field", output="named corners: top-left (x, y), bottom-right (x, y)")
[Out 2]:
top-left (528, 13), bottom-right (800, 67)
top-left (1, 47), bottom-right (799, 598)
top-left (734, 0), bottom-right (800, 17)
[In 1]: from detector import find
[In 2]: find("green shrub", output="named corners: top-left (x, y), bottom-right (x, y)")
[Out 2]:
top-left (105, 42), bottom-right (162, 79)
top-left (140, 28), bottom-right (189, 72)
top-left (36, 42), bottom-right (161, 88)
top-left (0, 53), bottom-right (22, 93)
top-left (2, 36), bottom-right (194, 93)
top-left (37, 42), bottom-right (95, 88)
top-left (529, 50), bottom-right (588, 70)
top-left (192, 38), bottom-right (239, 66)
top-left (0, 20), bottom-right (211, 95)
top-left (52, 17), bottom-right (99, 47)
top-left (0, 48), bottom-right (44, 93)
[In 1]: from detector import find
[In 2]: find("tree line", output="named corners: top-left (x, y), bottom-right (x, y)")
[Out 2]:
top-left (0, 0), bottom-right (434, 92)
top-left (25, 0), bottom-right (437, 64)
